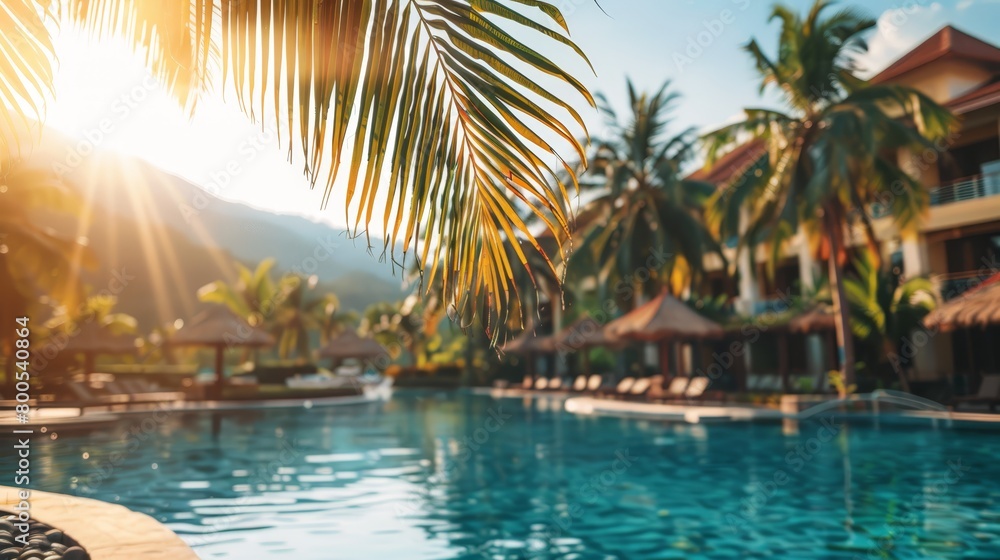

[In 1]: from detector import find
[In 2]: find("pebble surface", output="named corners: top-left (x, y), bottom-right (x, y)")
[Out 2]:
top-left (0, 513), bottom-right (90, 560)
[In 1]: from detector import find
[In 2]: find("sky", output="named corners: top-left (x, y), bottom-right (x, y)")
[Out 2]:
top-left (42, 0), bottom-right (1000, 235)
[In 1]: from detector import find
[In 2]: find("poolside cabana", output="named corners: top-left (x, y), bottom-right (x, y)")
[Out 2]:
top-left (501, 323), bottom-right (556, 378)
top-left (775, 305), bottom-right (837, 392)
top-left (317, 329), bottom-right (389, 366)
top-left (925, 274), bottom-right (1000, 377)
top-left (606, 292), bottom-right (724, 378)
top-left (171, 306), bottom-right (275, 400)
top-left (551, 315), bottom-right (623, 375)
top-left (62, 322), bottom-right (140, 375)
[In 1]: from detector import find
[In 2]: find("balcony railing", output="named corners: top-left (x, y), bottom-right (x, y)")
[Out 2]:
top-left (929, 172), bottom-right (1000, 207)
top-left (935, 270), bottom-right (997, 301)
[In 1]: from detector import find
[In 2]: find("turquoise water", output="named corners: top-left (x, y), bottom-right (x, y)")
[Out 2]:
top-left (5, 391), bottom-right (1000, 559)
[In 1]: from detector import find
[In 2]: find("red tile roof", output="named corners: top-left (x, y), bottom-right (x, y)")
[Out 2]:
top-left (687, 140), bottom-right (765, 186)
top-left (871, 26), bottom-right (1000, 84)
top-left (946, 78), bottom-right (1000, 114)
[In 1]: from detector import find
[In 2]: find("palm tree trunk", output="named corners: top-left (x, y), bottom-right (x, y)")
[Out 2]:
top-left (823, 205), bottom-right (857, 387)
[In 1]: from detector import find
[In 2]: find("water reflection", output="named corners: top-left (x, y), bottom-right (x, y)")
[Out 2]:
top-left (0, 393), bottom-right (998, 559)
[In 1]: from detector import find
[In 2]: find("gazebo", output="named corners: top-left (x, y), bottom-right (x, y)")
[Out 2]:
top-left (62, 322), bottom-right (140, 374)
top-left (317, 330), bottom-right (388, 366)
top-left (925, 274), bottom-right (1000, 376)
top-left (775, 305), bottom-right (837, 392)
top-left (924, 274), bottom-right (1000, 331)
top-left (551, 315), bottom-right (623, 374)
top-left (501, 323), bottom-right (556, 377)
top-left (605, 292), bottom-right (724, 377)
top-left (171, 306), bottom-right (275, 399)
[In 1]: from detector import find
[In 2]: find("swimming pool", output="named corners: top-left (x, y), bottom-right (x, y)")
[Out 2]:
top-left (6, 392), bottom-right (1000, 559)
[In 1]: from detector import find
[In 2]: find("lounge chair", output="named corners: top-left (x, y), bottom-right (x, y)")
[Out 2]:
top-left (684, 376), bottom-right (711, 401)
top-left (952, 375), bottom-right (1000, 411)
top-left (547, 377), bottom-right (564, 391)
top-left (572, 375), bottom-right (588, 392)
top-left (605, 377), bottom-right (635, 399)
top-left (534, 377), bottom-right (550, 390)
top-left (587, 374), bottom-right (603, 392)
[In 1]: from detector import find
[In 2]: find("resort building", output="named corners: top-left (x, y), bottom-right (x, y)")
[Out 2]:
top-left (697, 26), bottom-right (1000, 383)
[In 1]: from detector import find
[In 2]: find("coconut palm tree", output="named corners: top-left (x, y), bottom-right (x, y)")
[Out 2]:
top-left (309, 292), bottom-right (357, 347)
top-left (844, 250), bottom-right (936, 392)
top-left (197, 258), bottom-right (298, 326)
top-left (2, 0), bottom-right (594, 328)
top-left (574, 80), bottom-right (724, 309)
top-left (705, 0), bottom-right (954, 385)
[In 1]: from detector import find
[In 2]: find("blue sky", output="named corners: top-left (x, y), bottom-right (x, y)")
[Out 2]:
top-left (560, 0), bottom-right (1000, 139)
top-left (46, 0), bottom-right (1000, 232)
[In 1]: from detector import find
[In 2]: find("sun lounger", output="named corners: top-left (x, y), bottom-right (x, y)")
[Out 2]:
top-left (534, 377), bottom-right (550, 390)
top-left (952, 375), bottom-right (1000, 411)
top-left (608, 377), bottom-right (635, 398)
top-left (587, 375), bottom-right (603, 392)
top-left (522, 375), bottom-right (534, 390)
top-left (547, 377), bottom-right (564, 391)
top-left (572, 375), bottom-right (588, 391)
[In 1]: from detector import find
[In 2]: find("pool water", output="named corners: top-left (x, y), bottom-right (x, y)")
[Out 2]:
top-left (6, 391), bottom-right (1000, 559)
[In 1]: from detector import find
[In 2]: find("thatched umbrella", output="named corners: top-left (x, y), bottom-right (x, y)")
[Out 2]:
top-left (606, 292), bottom-right (723, 377)
top-left (551, 315), bottom-right (623, 374)
top-left (171, 306), bottom-right (275, 399)
top-left (501, 323), bottom-right (556, 377)
top-left (318, 330), bottom-right (388, 364)
top-left (63, 322), bottom-right (139, 374)
top-left (924, 274), bottom-right (1000, 332)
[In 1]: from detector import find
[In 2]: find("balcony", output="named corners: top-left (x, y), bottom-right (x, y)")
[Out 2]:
top-left (929, 172), bottom-right (1000, 207)
top-left (936, 270), bottom-right (997, 301)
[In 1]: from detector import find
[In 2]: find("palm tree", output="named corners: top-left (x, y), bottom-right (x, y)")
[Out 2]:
top-left (309, 293), bottom-right (357, 347)
top-left (1, 159), bottom-right (95, 390)
top-left (705, 0), bottom-right (954, 385)
top-left (574, 80), bottom-right (724, 309)
top-left (844, 250), bottom-right (936, 392)
top-left (198, 258), bottom-right (299, 361)
top-left (3, 0), bottom-right (594, 327)
top-left (198, 258), bottom-right (297, 326)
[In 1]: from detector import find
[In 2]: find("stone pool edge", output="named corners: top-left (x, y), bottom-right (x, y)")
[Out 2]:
top-left (1, 486), bottom-right (197, 560)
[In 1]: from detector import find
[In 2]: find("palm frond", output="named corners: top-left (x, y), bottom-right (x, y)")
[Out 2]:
top-left (7, 0), bottom-right (594, 334)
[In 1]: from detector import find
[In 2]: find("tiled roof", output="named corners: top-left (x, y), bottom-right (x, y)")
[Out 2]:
top-left (946, 78), bottom-right (1000, 113)
top-left (871, 25), bottom-right (1000, 84)
top-left (687, 140), bottom-right (765, 186)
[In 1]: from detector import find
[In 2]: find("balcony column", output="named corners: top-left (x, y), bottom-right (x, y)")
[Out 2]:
top-left (902, 234), bottom-right (937, 381)
top-left (902, 234), bottom-right (931, 278)
top-left (798, 228), bottom-right (825, 377)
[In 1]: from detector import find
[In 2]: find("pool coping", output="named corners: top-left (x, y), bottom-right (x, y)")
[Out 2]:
top-left (1, 486), bottom-right (197, 559)
top-left (562, 396), bottom-right (1000, 428)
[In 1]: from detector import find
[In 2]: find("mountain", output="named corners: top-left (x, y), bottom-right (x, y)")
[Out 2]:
top-left (21, 126), bottom-right (407, 330)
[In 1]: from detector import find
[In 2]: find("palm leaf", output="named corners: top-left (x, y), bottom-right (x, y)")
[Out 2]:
top-left (6, 0), bottom-right (594, 335)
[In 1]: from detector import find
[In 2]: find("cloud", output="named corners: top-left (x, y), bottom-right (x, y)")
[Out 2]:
top-left (856, 2), bottom-right (947, 78)
top-left (957, 0), bottom-right (974, 10)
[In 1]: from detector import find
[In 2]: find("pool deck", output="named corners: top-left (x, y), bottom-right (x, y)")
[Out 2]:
top-left (1, 486), bottom-right (197, 559)
top-left (562, 396), bottom-right (1000, 428)
top-left (0, 391), bottom-right (387, 431)
top-left (478, 386), bottom-right (1000, 427)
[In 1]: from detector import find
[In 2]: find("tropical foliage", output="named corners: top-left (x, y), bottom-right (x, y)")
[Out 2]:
top-left (198, 259), bottom-right (346, 359)
top-left (705, 0), bottom-right (954, 384)
top-left (1, 0), bottom-right (594, 329)
top-left (574, 80), bottom-right (724, 308)
top-left (845, 250), bottom-right (936, 392)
